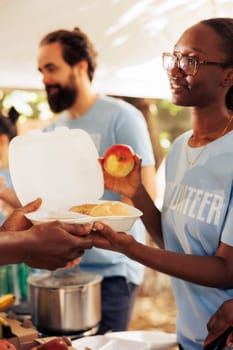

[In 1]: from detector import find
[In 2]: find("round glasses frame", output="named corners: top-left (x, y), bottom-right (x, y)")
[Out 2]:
top-left (162, 52), bottom-right (230, 76)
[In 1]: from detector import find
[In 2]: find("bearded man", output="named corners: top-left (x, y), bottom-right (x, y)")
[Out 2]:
top-left (38, 27), bottom-right (156, 334)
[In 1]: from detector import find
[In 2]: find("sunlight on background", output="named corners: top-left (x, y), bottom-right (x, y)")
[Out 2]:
top-left (1, 90), bottom-right (52, 121)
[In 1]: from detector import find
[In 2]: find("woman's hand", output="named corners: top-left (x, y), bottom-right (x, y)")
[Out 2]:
top-left (1, 198), bottom-right (42, 231)
top-left (99, 155), bottom-right (142, 199)
top-left (91, 222), bottom-right (135, 255)
top-left (204, 299), bottom-right (233, 348)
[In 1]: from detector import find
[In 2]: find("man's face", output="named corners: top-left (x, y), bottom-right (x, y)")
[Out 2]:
top-left (45, 73), bottom-right (78, 113)
top-left (38, 42), bottom-right (78, 113)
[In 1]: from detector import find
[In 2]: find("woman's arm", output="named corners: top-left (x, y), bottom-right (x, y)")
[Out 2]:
top-left (100, 155), bottom-right (164, 248)
top-left (92, 222), bottom-right (233, 289)
top-left (132, 183), bottom-right (163, 248)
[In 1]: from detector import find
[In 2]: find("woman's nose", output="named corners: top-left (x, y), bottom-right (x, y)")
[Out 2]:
top-left (168, 59), bottom-right (184, 77)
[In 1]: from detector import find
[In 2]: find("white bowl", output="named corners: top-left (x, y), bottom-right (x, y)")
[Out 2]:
top-left (25, 201), bottom-right (143, 232)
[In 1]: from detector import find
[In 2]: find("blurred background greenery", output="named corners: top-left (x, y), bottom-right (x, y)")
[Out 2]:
top-left (0, 89), bottom-right (191, 170)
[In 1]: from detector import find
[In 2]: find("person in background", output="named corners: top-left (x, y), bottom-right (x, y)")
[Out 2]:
top-left (37, 27), bottom-right (156, 334)
top-left (0, 107), bottom-right (21, 219)
top-left (86, 17), bottom-right (233, 349)
top-left (0, 107), bottom-right (26, 301)
top-left (0, 197), bottom-right (93, 269)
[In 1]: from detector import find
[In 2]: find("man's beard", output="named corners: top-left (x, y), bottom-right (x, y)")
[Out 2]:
top-left (46, 81), bottom-right (78, 113)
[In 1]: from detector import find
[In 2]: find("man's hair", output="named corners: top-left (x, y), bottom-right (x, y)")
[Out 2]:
top-left (40, 27), bottom-right (98, 81)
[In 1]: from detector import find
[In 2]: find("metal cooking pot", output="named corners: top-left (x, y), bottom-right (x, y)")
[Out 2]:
top-left (28, 270), bottom-right (102, 335)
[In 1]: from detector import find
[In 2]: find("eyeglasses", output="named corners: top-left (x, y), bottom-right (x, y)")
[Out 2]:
top-left (162, 52), bottom-right (230, 76)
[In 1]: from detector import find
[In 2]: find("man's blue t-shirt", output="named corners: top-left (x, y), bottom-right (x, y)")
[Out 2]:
top-left (44, 95), bottom-right (155, 285)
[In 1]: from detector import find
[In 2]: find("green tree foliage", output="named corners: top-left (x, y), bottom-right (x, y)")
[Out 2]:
top-left (0, 90), bottom-right (191, 154)
top-left (0, 89), bottom-right (51, 122)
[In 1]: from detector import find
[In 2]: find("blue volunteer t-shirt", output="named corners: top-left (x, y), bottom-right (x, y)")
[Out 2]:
top-left (0, 169), bottom-right (12, 223)
top-left (162, 130), bottom-right (233, 349)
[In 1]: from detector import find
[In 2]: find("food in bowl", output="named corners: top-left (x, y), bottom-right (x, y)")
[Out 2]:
top-left (69, 203), bottom-right (97, 215)
top-left (69, 201), bottom-right (131, 217)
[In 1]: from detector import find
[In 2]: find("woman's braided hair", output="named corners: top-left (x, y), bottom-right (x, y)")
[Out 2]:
top-left (200, 18), bottom-right (233, 111)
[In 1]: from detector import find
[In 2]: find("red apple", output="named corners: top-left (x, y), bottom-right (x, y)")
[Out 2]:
top-left (103, 144), bottom-right (135, 177)
top-left (0, 340), bottom-right (17, 350)
top-left (30, 337), bottom-right (70, 350)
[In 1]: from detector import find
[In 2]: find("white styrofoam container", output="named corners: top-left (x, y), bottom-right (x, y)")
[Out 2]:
top-left (24, 200), bottom-right (142, 232)
top-left (9, 127), bottom-right (104, 209)
top-left (9, 127), bottom-right (142, 231)
top-left (72, 335), bottom-right (150, 350)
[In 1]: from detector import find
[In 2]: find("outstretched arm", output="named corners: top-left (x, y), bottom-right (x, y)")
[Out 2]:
top-left (91, 222), bottom-right (233, 289)
top-left (0, 198), bottom-right (94, 269)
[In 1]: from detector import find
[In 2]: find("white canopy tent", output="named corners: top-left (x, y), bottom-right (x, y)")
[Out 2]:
top-left (0, 0), bottom-right (232, 98)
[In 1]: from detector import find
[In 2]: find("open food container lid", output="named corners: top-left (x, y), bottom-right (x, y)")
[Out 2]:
top-left (9, 127), bottom-right (142, 231)
top-left (9, 127), bottom-right (104, 210)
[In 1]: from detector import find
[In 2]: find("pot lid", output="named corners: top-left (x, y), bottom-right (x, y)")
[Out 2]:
top-left (28, 270), bottom-right (102, 288)
top-left (9, 127), bottom-right (104, 211)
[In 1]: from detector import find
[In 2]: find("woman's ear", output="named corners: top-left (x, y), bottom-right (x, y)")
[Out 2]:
top-left (222, 69), bottom-right (233, 87)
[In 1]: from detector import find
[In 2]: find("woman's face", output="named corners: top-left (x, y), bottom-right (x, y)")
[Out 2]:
top-left (166, 23), bottom-right (231, 108)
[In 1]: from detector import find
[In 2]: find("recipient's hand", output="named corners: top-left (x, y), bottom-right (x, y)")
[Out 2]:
top-left (91, 222), bottom-right (135, 255)
top-left (2, 198), bottom-right (42, 231)
top-left (21, 222), bottom-right (93, 270)
top-left (204, 299), bottom-right (233, 348)
top-left (99, 155), bottom-right (142, 199)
